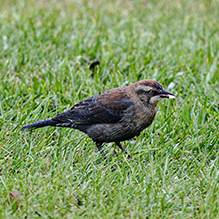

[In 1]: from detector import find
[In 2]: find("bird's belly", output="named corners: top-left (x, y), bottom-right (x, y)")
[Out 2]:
top-left (83, 107), bottom-right (156, 143)
top-left (85, 123), bottom-right (141, 143)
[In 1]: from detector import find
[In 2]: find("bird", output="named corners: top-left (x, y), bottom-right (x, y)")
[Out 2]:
top-left (21, 79), bottom-right (175, 159)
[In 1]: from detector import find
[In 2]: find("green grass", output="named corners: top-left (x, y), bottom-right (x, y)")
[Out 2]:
top-left (0, 0), bottom-right (219, 218)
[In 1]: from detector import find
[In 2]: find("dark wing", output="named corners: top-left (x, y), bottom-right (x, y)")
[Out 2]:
top-left (52, 87), bottom-right (134, 125)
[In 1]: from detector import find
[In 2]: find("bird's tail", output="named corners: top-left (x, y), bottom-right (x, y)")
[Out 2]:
top-left (21, 118), bottom-right (58, 130)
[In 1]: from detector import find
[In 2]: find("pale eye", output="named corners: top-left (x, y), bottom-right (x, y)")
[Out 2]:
top-left (149, 90), bottom-right (156, 95)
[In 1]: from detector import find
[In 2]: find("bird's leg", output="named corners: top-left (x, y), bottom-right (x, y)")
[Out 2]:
top-left (96, 142), bottom-right (107, 160)
top-left (115, 142), bottom-right (132, 159)
top-left (96, 142), bottom-right (116, 171)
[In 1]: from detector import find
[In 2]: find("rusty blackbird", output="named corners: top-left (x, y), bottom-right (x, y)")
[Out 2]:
top-left (21, 79), bottom-right (175, 158)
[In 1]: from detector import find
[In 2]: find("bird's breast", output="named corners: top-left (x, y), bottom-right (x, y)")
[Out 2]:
top-left (133, 102), bottom-right (157, 130)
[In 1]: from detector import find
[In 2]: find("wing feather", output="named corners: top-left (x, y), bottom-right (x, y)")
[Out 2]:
top-left (52, 87), bottom-right (134, 125)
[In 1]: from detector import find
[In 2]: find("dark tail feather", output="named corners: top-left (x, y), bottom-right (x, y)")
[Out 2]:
top-left (21, 118), bottom-right (57, 130)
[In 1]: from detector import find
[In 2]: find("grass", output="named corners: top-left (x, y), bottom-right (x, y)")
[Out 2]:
top-left (0, 0), bottom-right (219, 218)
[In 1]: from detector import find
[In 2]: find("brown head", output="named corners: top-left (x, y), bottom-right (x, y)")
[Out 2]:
top-left (131, 79), bottom-right (175, 105)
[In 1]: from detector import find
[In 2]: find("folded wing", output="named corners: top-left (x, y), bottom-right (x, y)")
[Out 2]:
top-left (52, 88), bottom-right (134, 125)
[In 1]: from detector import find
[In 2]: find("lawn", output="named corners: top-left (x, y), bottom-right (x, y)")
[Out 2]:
top-left (0, 0), bottom-right (218, 218)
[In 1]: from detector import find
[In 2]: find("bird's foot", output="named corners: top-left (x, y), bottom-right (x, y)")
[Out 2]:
top-left (110, 165), bottom-right (116, 172)
top-left (127, 154), bottom-right (132, 159)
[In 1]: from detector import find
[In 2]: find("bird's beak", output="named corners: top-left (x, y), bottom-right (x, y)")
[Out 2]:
top-left (159, 89), bottom-right (175, 99)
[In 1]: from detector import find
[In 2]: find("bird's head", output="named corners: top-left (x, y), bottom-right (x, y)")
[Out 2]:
top-left (132, 79), bottom-right (175, 105)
